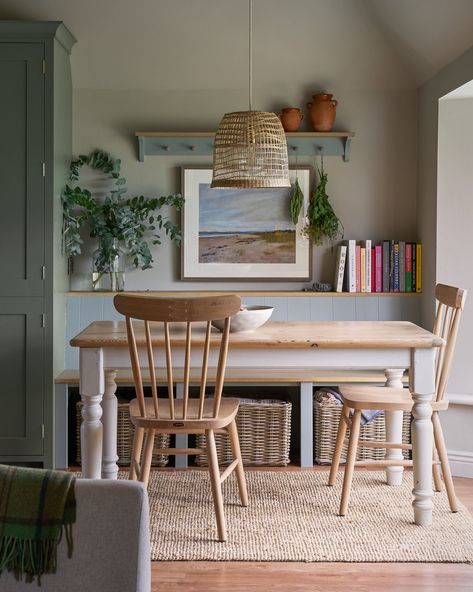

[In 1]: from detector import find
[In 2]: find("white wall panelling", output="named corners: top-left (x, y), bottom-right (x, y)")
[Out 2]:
top-left (64, 294), bottom-right (421, 369)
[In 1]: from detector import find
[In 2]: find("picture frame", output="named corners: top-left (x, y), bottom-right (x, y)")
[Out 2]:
top-left (181, 166), bottom-right (312, 281)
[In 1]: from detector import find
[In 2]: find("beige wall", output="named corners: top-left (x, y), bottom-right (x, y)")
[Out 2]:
top-left (418, 46), bottom-right (473, 476)
top-left (437, 98), bottom-right (473, 396)
top-left (71, 87), bottom-right (417, 290)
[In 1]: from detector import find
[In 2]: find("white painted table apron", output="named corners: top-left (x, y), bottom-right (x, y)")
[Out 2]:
top-left (74, 321), bottom-right (438, 527)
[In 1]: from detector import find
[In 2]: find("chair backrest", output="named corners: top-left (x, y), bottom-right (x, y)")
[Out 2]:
top-left (433, 284), bottom-right (467, 402)
top-left (113, 294), bottom-right (241, 420)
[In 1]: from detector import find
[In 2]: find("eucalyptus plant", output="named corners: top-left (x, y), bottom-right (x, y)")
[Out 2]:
top-left (62, 149), bottom-right (184, 287)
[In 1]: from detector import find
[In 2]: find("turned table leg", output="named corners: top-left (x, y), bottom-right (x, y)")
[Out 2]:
top-left (411, 347), bottom-right (435, 526)
top-left (79, 348), bottom-right (105, 479)
top-left (384, 368), bottom-right (406, 486)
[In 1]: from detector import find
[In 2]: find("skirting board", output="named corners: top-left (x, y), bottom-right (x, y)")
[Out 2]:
top-left (448, 450), bottom-right (473, 478)
top-left (448, 393), bottom-right (473, 406)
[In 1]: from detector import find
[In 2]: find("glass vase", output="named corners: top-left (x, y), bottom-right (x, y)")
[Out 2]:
top-left (92, 238), bottom-right (125, 292)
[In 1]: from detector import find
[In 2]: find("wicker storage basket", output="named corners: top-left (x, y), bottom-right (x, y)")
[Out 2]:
top-left (314, 390), bottom-right (411, 464)
top-left (76, 401), bottom-right (170, 467)
top-left (195, 398), bottom-right (292, 467)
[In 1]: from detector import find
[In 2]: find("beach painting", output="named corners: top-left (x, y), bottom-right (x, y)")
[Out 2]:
top-left (199, 185), bottom-right (296, 264)
top-left (181, 167), bottom-right (311, 280)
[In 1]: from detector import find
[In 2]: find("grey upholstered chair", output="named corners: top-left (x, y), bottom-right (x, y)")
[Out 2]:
top-left (2, 479), bottom-right (151, 592)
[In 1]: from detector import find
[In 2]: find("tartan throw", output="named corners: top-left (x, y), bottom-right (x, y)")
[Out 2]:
top-left (0, 465), bottom-right (76, 584)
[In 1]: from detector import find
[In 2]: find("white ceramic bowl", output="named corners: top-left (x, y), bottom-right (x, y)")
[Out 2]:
top-left (212, 305), bottom-right (274, 333)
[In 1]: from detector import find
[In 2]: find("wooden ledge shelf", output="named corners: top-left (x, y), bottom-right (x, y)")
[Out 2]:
top-left (67, 291), bottom-right (421, 297)
top-left (135, 131), bottom-right (355, 162)
top-left (55, 367), bottom-right (409, 385)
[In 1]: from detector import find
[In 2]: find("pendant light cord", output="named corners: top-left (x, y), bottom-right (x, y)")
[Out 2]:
top-left (248, 0), bottom-right (253, 112)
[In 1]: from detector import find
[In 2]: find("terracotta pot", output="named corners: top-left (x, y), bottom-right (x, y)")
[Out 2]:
top-left (306, 93), bottom-right (338, 132)
top-left (278, 107), bottom-right (304, 132)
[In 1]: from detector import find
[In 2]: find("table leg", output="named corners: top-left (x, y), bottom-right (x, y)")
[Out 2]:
top-left (175, 382), bottom-right (188, 468)
top-left (411, 348), bottom-right (435, 526)
top-left (384, 368), bottom-right (405, 486)
top-left (102, 369), bottom-right (119, 479)
top-left (300, 382), bottom-right (314, 467)
top-left (79, 348), bottom-right (105, 479)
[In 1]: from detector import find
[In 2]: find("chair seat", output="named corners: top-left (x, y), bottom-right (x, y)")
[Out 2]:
top-left (339, 386), bottom-right (449, 412)
top-left (129, 396), bottom-right (240, 431)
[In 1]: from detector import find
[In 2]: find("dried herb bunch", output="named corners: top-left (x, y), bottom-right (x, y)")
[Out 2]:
top-left (303, 162), bottom-right (343, 245)
top-left (289, 177), bottom-right (304, 225)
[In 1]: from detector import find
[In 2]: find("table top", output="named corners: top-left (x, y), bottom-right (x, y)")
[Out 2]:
top-left (70, 320), bottom-right (444, 350)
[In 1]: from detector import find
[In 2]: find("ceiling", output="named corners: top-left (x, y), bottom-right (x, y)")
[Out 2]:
top-left (1, 0), bottom-right (473, 90)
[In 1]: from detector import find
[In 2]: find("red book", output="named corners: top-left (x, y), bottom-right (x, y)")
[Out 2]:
top-left (355, 245), bottom-right (361, 293)
top-left (375, 245), bottom-right (382, 293)
top-left (371, 247), bottom-right (375, 293)
top-left (405, 243), bottom-right (413, 293)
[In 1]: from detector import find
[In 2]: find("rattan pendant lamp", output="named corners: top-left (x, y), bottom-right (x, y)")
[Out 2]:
top-left (211, 0), bottom-right (290, 189)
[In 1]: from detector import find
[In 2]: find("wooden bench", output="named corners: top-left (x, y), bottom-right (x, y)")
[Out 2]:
top-left (55, 368), bottom-right (408, 469)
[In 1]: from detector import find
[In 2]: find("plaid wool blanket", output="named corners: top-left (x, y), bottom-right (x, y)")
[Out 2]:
top-left (0, 465), bottom-right (76, 584)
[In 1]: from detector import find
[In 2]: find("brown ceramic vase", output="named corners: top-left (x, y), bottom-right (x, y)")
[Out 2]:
top-left (307, 93), bottom-right (338, 132)
top-left (278, 107), bottom-right (304, 132)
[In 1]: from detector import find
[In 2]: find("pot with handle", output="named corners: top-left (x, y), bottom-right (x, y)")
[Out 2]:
top-left (307, 93), bottom-right (338, 132)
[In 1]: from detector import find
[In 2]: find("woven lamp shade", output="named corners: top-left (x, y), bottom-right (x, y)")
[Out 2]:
top-left (211, 111), bottom-right (290, 189)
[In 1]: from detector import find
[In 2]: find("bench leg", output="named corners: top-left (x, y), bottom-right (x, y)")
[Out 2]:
top-left (175, 382), bottom-right (188, 468)
top-left (102, 370), bottom-right (119, 479)
top-left (54, 383), bottom-right (69, 469)
top-left (300, 382), bottom-right (314, 467)
top-left (385, 368), bottom-right (405, 486)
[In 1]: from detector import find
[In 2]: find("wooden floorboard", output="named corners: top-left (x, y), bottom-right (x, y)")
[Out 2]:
top-left (151, 472), bottom-right (473, 591)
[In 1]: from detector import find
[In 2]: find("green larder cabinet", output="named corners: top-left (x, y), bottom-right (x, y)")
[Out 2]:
top-left (0, 22), bottom-right (76, 466)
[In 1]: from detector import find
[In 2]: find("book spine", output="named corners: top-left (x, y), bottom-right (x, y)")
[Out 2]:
top-left (416, 243), bottom-right (422, 293)
top-left (412, 242), bottom-right (417, 293)
top-left (382, 240), bottom-right (390, 292)
top-left (347, 240), bottom-right (356, 292)
top-left (405, 243), bottom-right (412, 292)
top-left (389, 240), bottom-right (394, 292)
top-left (365, 240), bottom-right (372, 293)
top-left (399, 241), bottom-right (406, 292)
top-left (371, 247), bottom-right (375, 293)
top-left (375, 245), bottom-right (382, 293)
top-left (393, 242), bottom-right (400, 292)
top-left (356, 245), bottom-right (361, 293)
top-left (360, 247), bottom-right (366, 292)
top-left (334, 246), bottom-right (347, 292)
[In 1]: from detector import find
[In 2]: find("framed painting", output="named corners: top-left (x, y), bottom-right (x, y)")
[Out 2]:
top-left (181, 166), bottom-right (312, 280)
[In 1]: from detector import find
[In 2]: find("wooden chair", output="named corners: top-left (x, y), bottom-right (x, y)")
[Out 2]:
top-left (328, 283), bottom-right (467, 516)
top-left (113, 293), bottom-right (248, 542)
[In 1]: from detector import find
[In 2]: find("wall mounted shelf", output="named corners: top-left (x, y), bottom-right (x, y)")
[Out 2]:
top-left (135, 131), bottom-right (355, 162)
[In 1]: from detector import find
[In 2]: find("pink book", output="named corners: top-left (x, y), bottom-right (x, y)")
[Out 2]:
top-left (375, 245), bottom-right (382, 293)
top-left (355, 245), bottom-right (361, 293)
top-left (371, 247), bottom-right (375, 292)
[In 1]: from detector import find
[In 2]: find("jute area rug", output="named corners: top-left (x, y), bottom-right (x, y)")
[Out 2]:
top-left (144, 469), bottom-right (473, 562)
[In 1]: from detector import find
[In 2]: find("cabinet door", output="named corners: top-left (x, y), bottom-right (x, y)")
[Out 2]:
top-left (0, 43), bottom-right (45, 297)
top-left (0, 299), bottom-right (44, 456)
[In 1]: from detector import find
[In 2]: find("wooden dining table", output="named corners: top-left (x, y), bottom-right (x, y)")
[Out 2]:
top-left (70, 319), bottom-right (444, 527)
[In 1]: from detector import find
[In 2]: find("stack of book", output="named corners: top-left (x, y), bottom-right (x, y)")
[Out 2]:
top-left (333, 240), bottom-right (422, 293)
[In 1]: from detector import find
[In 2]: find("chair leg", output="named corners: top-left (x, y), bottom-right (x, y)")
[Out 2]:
top-left (227, 420), bottom-right (249, 507)
top-left (339, 409), bottom-right (362, 516)
top-left (432, 444), bottom-right (442, 493)
top-left (129, 426), bottom-right (145, 481)
top-left (328, 404), bottom-right (350, 486)
top-left (206, 428), bottom-right (227, 542)
top-left (138, 428), bottom-right (155, 488)
top-left (432, 412), bottom-right (458, 512)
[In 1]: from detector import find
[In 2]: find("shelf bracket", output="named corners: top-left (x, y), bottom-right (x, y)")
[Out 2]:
top-left (343, 136), bottom-right (352, 162)
top-left (137, 135), bottom-right (145, 162)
